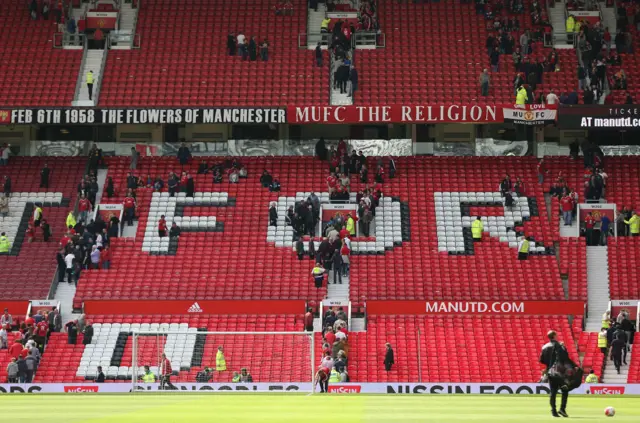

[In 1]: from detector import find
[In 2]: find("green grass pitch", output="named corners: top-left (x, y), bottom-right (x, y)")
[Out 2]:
top-left (3, 394), bottom-right (640, 422)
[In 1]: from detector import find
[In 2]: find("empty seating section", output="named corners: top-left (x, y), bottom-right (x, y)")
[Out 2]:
top-left (577, 331), bottom-right (605, 378)
top-left (347, 315), bottom-right (577, 382)
top-left (355, 3), bottom-right (577, 104)
top-left (605, 2), bottom-right (639, 104)
top-left (35, 315), bottom-right (310, 383)
top-left (608, 237), bottom-right (640, 299)
top-left (629, 337), bottom-right (640, 383)
top-left (0, 158), bottom-right (86, 300)
top-left (604, 157), bottom-right (640, 211)
top-left (99, 0), bottom-right (327, 106)
top-left (0, 3), bottom-right (81, 106)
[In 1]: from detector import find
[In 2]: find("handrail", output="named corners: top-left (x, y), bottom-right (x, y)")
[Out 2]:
top-left (329, 48), bottom-right (334, 105)
top-left (133, 33), bottom-right (141, 49)
top-left (93, 47), bottom-right (109, 104)
top-left (298, 32), bottom-right (307, 49)
top-left (73, 36), bottom-right (90, 101)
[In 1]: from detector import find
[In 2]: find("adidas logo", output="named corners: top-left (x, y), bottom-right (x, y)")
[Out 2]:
top-left (188, 302), bottom-right (203, 313)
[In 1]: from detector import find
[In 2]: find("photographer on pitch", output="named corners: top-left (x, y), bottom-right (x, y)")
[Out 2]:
top-left (539, 330), bottom-right (581, 418)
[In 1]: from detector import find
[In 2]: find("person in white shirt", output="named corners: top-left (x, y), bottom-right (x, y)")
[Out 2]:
top-left (546, 91), bottom-right (559, 105)
top-left (0, 324), bottom-right (7, 349)
top-left (65, 252), bottom-right (76, 284)
top-left (236, 33), bottom-right (245, 47)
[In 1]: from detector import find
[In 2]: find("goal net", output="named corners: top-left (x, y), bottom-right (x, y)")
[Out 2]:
top-left (130, 330), bottom-right (315, 393)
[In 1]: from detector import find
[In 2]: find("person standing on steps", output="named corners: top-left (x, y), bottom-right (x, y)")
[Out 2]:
top-left (86, 70), bottom-right (94, 101)
top-left (610, 333), bottom-right (626, 374)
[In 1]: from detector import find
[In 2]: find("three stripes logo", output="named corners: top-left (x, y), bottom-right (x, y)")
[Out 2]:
top-left (187, 302), bottom-right (203, 313)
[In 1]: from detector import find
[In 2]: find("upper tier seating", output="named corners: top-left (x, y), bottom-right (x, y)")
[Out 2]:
top-left (355, 2), bottom-right (577, 104)
top-left (0, 157), bottom-right (86, 300)
top-left (346, 315), bottom-right (578, 382)
top-left (628, 336), bottom-right (640, 383)
top-left (99, 0), bottom-right (328, 106)
top-left (74, 156), bottom-right (565, 305)
top-left (34, 315), bottom-right (309, 383)
top-left (604, 1), bottom-right (640, 104)
top-left (0, 2), bottom-right (82, 106)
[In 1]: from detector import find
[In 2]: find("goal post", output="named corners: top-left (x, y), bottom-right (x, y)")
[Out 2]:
top-left (130, 330), bottom-right (316, 393)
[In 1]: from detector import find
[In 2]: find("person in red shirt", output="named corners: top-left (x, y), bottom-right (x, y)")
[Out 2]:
top-left (324, 327), bottom-right (336, 347)
top-left (304, 307), bottom-right (314, 332)
top-left (179, 171), bottom-right (188, 193)
top-left (101, 246), bottom-right (112, 270)
top-left (26, 224), bottom-right (35, 243)
top-left (560, 194), bottom-right (573, 226)
top-left (584, 212), bottom-right (596, 245)
top-left (34, 320), bottom-right (48, 347)
top-left (123, 194), bottom-right (136, 226)
top-left (314, 367), bottom-right (330, 393)
top-left (8, 338), bottom-right (23, 359)
top-left (158, 215), bottom-right (168, 237)
top-left (326, 173), bottom-right (338, 194)
top-left (78, 194), bottom-right (92, 223)
top-left (159, 353), bottom-right (176, 390)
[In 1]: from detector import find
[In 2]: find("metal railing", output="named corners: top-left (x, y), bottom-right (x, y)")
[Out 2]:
top-left (353, 31), bottom-right (384, 48)
top-left (53, 31), bottom-right (87, 48)
top-left (93, 48), bottom-right (109, 104)
top-left (73, 37), bottom-right (90, 100)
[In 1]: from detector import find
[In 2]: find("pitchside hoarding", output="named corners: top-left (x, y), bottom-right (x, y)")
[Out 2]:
top-left (0, 383), bottom-right (637, 394)
top-left (367, 301), bottom-right (585, 315)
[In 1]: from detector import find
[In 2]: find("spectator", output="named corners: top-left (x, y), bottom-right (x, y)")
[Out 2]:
top-left (312, 262), bottom-right (325, 288)
top-left (39, 163), bottom-right (51, 188)
top-left (577, 65), bottom-right (586, 91)
top-left (159, 353), bottom-right (176, 390)
top-left (169, 222), bottom-right (181, 239)
top-left (0, 193), bottom-right (8, 217)
top-left (598, 327), bottom-right (608, 354)
top-left (66, 320), bottom-right (77, 344)
top-left (0, 324), bottom-right (7, 350)
top-left (584, 212), bottom-right (596, 245)
top-left (88, 245), bottom-right (99, 269)
top-left (384, 343), bottom-right (395, 371)
top-left (349, 66), bottom-right (358, 98)
top-left (96, 366), bottom-right (106, 383)
top-left (315, 43), bottom-right (323, 67)
top-left (6, 358), bottom-right (18, 383)
top-left (216, 346), bottom-right (227, 372)
top-left (49, 307), bottom-right (61, 333)
top-left (123, 192), bottom-right (136, 226)
top-left (196, 367), bottom-right (213, 383)
top-left (16, 354), bottom-right (27, 383)
top-left (248, 36), bottom-right (257, 61)
top-left (227, 33), bottom-right (236, 56)
top-left (560, 193), bottom-right (573, 226)
top-left (600, 214), bottom-right (611, 245)
top-left (331, 249), bottom-right (343, 285)
top-left (78, 194), bottom-right (92, 224)
top-left (25, 349), bottom-right (37, 382)
top-left (314, 367), bottom-right (330, 393)
top-left (167, 172), bottom-right (178, 197)
top-left (304, 308), bottom-right (314, 332)
top-left (260, 170), bottom-right (273, 187)
top-left (269, 178), bottom-right (281, 192)
top-left (41, 219), bottom-right (51, 242)
top-left (83, 323), bottom-right (93, 345)
top-left (260, 39), bottom-right (269, 62)
top-left (141, 365), bottom-right (154, 383)
top-left (237, 32), bottom-right (246, 53)
top-left (517, 236), bottom-right (530, 260)
top-left (546, 90), bottom-right (559, 105)
top-left (1, 309), bottom-right (12, 328)
top-left (321, 351), bottom-right (335, 370)
top-left (584, 369), bottom-right (598, 383)
top-left (471, 216), bottom-right (484, 242)
top-left (3, 175), bottom-right (11, 197)
top-left (626, 92), bottom-right (634, 104)
top-left (624, 211), bottom-right (639, 236)
top-left (479, 69), bottom-right (490, 96)
top-left (158, 215), bottom-right (168, 238)
top-left (269, 202), bottom-right (278, 226)
top-left (239, 368), bottom-right (253, 382)
top-left (101, 246), bottom-right (111, 269)
top-left (177, 142), bottom-right (191, 166)
top-left (64, 250), bottom-right (75, 284)
top-left (610, 333), bottom-right (626, 374)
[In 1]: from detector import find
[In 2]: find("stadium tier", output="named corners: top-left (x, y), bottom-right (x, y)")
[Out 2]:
top-left (0, 157), bottom-right (86, 299)
top-left (0, 2), bottom-right (82, 106)
top-left (71, 156), bottom-right (567, 307)
top-left (608, 237), bottom-right (640, 300)
top-left (99, 0), bottom-right (328, 107)
top-left (356, 2), bottom-right (577, 104)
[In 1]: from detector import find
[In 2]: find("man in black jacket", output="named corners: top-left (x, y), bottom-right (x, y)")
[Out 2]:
top-left (40, 164), bottom-right (51, 188)
top-left (540, 330), bottom-right (572, 418)
top-left (384, 343), bottom-right (394, 371)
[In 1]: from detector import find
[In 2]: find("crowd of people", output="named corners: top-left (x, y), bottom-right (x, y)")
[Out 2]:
top-left (315, 307), bottom-right (350, 392)
top-left (227, 32), bottom-right (270, 62)
top-left (598, 310), bottom-right (635, 375)
top-left (2, 307), bottom-right (67, 383)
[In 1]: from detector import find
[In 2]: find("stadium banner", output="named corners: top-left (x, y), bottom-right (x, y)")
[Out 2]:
top-left (287, 105), bottom-right (502, 124)
top-left (82, 300), bottom-right (306, 315)
top-left (502, 104), bottom-right (557, 126)
top-left (557, 105), bottom-right (640, 129)
top-left (1, 383), bottom-right (639, 394)
top-left (367, 301), bottom-right (585, 315)
top-left (85, 12), bottom-right (118, 30)
top-left (1, 108), bottom-right (286, 125)
top-left (570, 11), bottom-right (601, 25)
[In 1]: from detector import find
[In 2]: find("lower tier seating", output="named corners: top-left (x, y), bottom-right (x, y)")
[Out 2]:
top-left (34, 315), bottom-right (309, 383)
top-left (345, 315), bottom-right (578, 383)
top-left (608, 237), bottom-right (640, 299)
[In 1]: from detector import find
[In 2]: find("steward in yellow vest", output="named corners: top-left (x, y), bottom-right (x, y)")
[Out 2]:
top-left (471, 217), bottom-right (484, 241)
top-left (216, 346), bottom-right (227, 371)
top-left (0, 233), bottom-right (10, 253)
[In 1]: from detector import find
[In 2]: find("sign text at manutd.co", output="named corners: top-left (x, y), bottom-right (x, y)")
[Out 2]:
top-left (9, 109), bottom-right (286, 125)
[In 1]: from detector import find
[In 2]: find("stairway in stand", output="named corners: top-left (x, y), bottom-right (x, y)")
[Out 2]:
top-left (585, 246), bottom-right (611, 332)
top-left (603, 347), bottom-right (632, 384)
top-left (549, 0), bottom-right (573, 48)
top-left (72, 49), bottom-right (107, 106)
top-left (307, 4), bottom-right (327, 49)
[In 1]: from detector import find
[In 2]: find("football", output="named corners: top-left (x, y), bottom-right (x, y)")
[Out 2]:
top-left (605, 406), bottom-right (616, 417)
